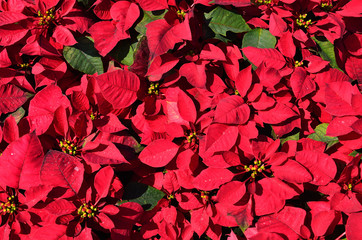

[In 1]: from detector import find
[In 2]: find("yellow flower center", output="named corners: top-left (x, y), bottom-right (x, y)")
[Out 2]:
top-left (256, 0), bottom-right (272, 5)
top-left (201, 191), bottom-right (209, 201)
top-left (59, 139), bottom-right (78, 156)
top-left (321, 0), bottom-right (333, 11)
top-left (38, 9), bottom-right (55, 26)
top-left (244, 160), bottom-right (266, 179)
top-left (343, 183), bottom-right (353, 191)
top-left (296, 14), bottom-right (312, 29)
top-left (19, 63), bottom-right (30, 69)
top-left (186, 131), bottom-right (197, 143)
top-left (176, 10), bottom-right (186, 20)
top-left (77, 203), bottom-right (97, 219)
top-left (294, 60), bottom-right (304, 67)
top-left (0, 196), bottom-right (18, 215)
top-left (148, 82), bottom-right (159, 95)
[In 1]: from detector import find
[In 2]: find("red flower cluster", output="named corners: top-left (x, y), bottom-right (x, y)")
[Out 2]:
top-left (0, 0), bottom-right (361, 239)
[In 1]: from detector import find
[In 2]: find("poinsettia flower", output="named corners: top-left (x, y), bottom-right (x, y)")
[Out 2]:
top-left (0, 50), bottom-right (38, 93)
top-left (175, 190), bottom-right (233, 239)
top-left (221, 64), bottom-right (299, 136)
top-left (318, 155), bottom-right (362, 214)
top-left (134, 171), bottom-right (194, 240)
top-left (52, 111), bottom-right (129, 171)
top-left (0, 0), bottom-right (91, 56)
top-left (221, 137), bottom-right (312, 216)
top-left (135, 196), bottom-right (193, 240)
top-left (44, 166), bottom-right (143, 238)
top-left (0, 185), bottom-right (52, 239)
top-left (27, 0), bottom-right (92, 45)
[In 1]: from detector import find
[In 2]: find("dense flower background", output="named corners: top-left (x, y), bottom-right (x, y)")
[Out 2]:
top-left (0, 0), bottom-right (361, 239)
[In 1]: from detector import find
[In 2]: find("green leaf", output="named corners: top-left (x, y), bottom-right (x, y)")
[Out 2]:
top-left (312, 36), bottom-right (342, 71)
top-left (121, 182), bottom-right (165, 211)
top-left (110, 39), bottom-right (138, 66)
top-left (63, 36), bottom-right (104, 75)
top-left (281, 132), bottom-right (300, 145)
top-left (10, 107), bottom-right (25, 123)
top-left (214, 33), bottom-right (231, 43)
top-left (77, 0), bottom-right (95, 8)
top-left (204, 6), bottom-right (251, 36)
top-left (135, 10), bottom-right (167, 35)
top-left (232, 207), bottom-right (251, 233)
top-left (349, 150), bottom-right (362, 157)
top-left (242, 28), bottom-right (277, 49)
top-left (308, 123), bottom-right (339, 149)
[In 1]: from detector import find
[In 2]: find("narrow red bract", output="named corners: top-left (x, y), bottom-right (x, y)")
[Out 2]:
top-left (0, 0), bottom-right (359, 239)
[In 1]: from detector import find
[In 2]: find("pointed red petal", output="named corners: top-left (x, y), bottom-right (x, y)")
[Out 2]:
top-left (139, 139), bottom-right (179, 167)
top-left (296, 150), bottom-right (337, 185)
top-left (147, 18), bottom-right (191, 58)
top-left (0, 84), bottom-right (28, 115)
top-left (290, 67), bottom-right (316, 99)
top-left (204, 124), bottom-right (238, 156)
top-left (82, 142), bottom-right (129, 165)
top-left (0, 133), bottom-right (43, 190)
top-left (135, 0), bottom-right (168, 11)
top-left (272, 160), bottom-right (312, 183)
top-left (346, 212), bottom-right (362, 240)
top-left (235, 65), bottom-right (252, 97)
top-left (45, 199), bottom-right (77, 216)
top-left (193, 168), bottom-right (234, 191)
top-left (41, 150), bottom-right (84, 196)
top-left (52, 25), bottom-right (77, 46)
top-left (94, 166), bottom-right (114, 201)
top-left (214, 95), bottom-right (250, 125)
top-left (3, 115), bottom-right (19, 144)
top-left (243, 47), bottom-right (286, 69)
top-left (96, 69), bottom-right (140, 109)
top-left (258, 103), bottom-right (298, 124)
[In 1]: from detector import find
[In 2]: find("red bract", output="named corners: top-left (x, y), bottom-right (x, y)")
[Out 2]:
top-left (139, 139), bottom-right (179, 167)
top-left (243, 47), bottom-right (286, 70)
top-left (307, 201), bottom-right (341, 238)
top-left (96, 69), bottom-right (140, 109)
top-left (27, 84), bottom-right (71, 135)
top-left (0, 133), bottom-right (43, 190)
top-left (136, 0), bottom-right (168, 11)
top-left (40, 150), bottom-right (84, 197)
top-left (346, 212), bottom-right (362, 240)
top-left (244, 206), bottom-right (307, 240)
top-left (89, 1), bottom-right (140, 56)
top-left (0, 0), bottom-right (360, 238)
top-left (43, 166), bottom-right (143, 238)
top-left (0, 185), bottom-right (52, 239)
top-left (0, 11), bottom-right (28, 46)
top-left (0, 84), bottom-right (29, 116)
top-left (146, 17), bottom-right (192, 59)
